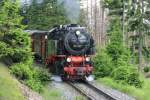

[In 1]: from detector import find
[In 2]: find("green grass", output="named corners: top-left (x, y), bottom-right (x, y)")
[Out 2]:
top-left (0, 63), bottom-right (25, 100)
top-left (41, 85), bottom-right (62, 100)
top-left (97, 77), bottom-right (150, 100)
top-left (41, 85), bottom-right (87, 100)
top-left (73, 96), bottom-right (86, 100)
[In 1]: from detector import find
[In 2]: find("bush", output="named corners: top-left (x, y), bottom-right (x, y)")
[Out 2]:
top-left (111, 65), bottom-right (143, 88)
top-left (10, 48), bottom-right (33, 63)
top-left (0, 42), bottom-right (14, 58)
top-left (25, 79), bottom-right (43, 92)
top-left (93, 49), bottom-right (113, 78)
top-left (127, 72), bottom-right (143, 88)
top-left (10, 63), bottom-right (51, 92)
top-left (111, 66), bottom-right (128, 81)
top-left (10, 63), bottom-right (32, 80)
top-left (106, 43), bottom-right (123, 61)
top-left (144, 67), bottom-right (150, 73)
top-left (32, 67), bottom-right (50, 85)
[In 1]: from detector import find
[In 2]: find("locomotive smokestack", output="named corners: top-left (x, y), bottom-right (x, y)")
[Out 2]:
top-left (57, 0), bottom-right (80, 23)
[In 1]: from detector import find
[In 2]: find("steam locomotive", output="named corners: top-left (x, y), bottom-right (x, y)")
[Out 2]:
top-left (28, 24), bottom-right (95, 81)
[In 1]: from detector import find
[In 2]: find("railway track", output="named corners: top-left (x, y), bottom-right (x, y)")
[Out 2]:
top-left (67, 81), bottom-right (116, 100)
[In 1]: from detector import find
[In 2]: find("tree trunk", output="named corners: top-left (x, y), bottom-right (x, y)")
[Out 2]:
top-left (138, 0), bottom-right (144, 72)
top-left (138, 30), bottom-right (143, 71)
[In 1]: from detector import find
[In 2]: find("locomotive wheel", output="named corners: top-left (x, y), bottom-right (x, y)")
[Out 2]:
top-left (61, 73), bottom-right (68, 81)
top-left (47, 63), bottom-right (55, 74)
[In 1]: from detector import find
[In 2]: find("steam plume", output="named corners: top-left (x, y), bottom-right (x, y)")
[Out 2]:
top-left (57, 0), bottom-right (80, 23)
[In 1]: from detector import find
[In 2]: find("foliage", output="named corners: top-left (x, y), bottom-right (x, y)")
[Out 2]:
top-left (10, 63), bottom-right (32, 80)
top-left (94, 50), bottom-right (143, 88)
top-left (93, 49), bottom-right (113, 78)
top-left (103, 0), bottom-right (150, 68)
top-left (0, 0), bottom-right (32, 64)
top-left (0, 63), bottom-right (25, 100)
top-left (10, 63), bottom-right (51, 92)
top-left (78, 9), bottom-right (87, 26)
top-left (0, 42), bottom-right (13, 58)
top-left (94, 18), bottom-right (143, 88)
top-left (0, 0), bottom-right (52, 93)
top-left (111, 65), bottom-right (143, 88)
top-left (22, 0), bottom-right (70, 30)
top-left (32, 67), bottom-right (51, 85)
top-left (25, 78), bottom-right (43, 92)
top-left (106, 18), bottom-right (130, 63)
top-left (103, 0), bottom-right (123, 11)
top-left (143, 67), bottom-right (150, 73)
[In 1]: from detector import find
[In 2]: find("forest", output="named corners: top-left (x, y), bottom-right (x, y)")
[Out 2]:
top-left (0, 0), bottom-right (150, 100)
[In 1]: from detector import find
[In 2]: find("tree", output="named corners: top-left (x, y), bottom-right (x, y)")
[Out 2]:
top-left (0, 0), bottom-right (32, 64)
top-left (103, 0), bottom-right (150, 71)
top-left (103, 0), bottom-right (131, 45)
top-left (78, 9), bottom-right (87, 26)
top-left (93, 18), bottom-right (142, 88)
top-left (106, 18), bottom-right (130, 65)
top-left (22, 0), bottom-right (70, 30)
top-left (127, 0), bottom-right (150, 70)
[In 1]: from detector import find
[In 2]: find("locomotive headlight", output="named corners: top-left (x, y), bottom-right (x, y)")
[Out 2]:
top-left (85, 57), bottom-right (90, 62)
top-left (45, 35), bottom-right (48, 39)
top-left (67, 58), bottom-right (71, 62)
top-left (76, 31), bottom-right (80, 35)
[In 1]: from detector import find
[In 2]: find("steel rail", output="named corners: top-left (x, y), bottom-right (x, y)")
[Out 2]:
top-left (67, 82), bottom-right (94, 100)
top-left (67, 81), bottom-right (116, 100)
top-left (85, 81), bottom-right (116, 100)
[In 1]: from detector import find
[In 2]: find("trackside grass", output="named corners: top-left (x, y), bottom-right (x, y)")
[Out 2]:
top-left (0, 63), bottom-right (25, 100)
top-left (41, 85), bottom-right (61, 100)
top-left (97, 77), bottom-right (150, 100)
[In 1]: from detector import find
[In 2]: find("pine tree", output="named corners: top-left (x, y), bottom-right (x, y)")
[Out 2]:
top-left (22, 0), bottom-right (70, 30)
top-left (0, 0), bottom-right (32, 64)
top-left (104, 0), bottom-right (150, 71)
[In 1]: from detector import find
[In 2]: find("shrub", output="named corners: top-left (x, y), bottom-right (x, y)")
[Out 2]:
top-left (0, 42), bottom-right (14, 58)
top-left (25, 78), bottom-right (43, 92)
top-left (144, 67), bottom-right (150, 73)
top-left (93, 49), bottom-right (113, 78)
top-left (10, 63), bottom-right (51, 92)
top-left (111, 65), bottom-right (143, 88)
top-left (106, 43), bottom-right (123, 61)
top-left (32, 68), bottom-right (51, 85)
top-left (10, 63), bottom-right (32, 80)
top-left (10, 48), bottom-right (33, 63)
top-left (127, 72), bottom-right (143, 88)
top-left (111, 66), bottom-right (128, 81)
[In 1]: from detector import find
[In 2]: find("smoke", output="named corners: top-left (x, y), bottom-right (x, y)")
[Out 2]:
top-left (57, 0), bottom-right (80, 23)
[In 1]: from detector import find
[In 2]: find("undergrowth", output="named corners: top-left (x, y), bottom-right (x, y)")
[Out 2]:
top-left (97, 77), bottom-right (150, 100)
top-left (41, 86), bottom-right (61, 100)
top-left (10, 63), bottom-right (51, 92)
top-left (93, 19), bottom-right (143, 88)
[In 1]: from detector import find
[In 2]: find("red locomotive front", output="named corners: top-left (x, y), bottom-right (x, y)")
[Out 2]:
top-left (64, 56), bottom-right (93, 79)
